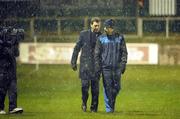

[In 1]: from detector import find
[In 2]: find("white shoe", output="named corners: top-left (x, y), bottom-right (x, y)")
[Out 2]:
top-left (0, 110), bottom-right (6, 115)
top-left (9, 107), bottom-right (23, 114)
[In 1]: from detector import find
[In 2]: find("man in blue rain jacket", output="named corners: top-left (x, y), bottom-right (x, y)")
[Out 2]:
top-left (95, 19), bottom-right (128, 113)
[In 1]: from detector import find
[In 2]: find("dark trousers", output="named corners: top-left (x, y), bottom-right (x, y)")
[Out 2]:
top-left (102, 68), bottom-right (121, 112)
top-left (0, 64), bottom-right (17, 111)
top-left (81, 78), bottom-right (99, 111)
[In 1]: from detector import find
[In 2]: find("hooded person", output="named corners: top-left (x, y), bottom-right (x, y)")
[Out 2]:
top-left (94, 19), bottom-right (128, 113)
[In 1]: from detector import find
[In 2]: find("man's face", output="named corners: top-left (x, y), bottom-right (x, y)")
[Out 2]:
top-left (104, 27), bottom-right (114, 35)
top-left (91, 21), bottom-right (101, 32)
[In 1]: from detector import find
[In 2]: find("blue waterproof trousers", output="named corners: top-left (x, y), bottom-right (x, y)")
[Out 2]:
top-left (102, 68), bottom-right (121, 112)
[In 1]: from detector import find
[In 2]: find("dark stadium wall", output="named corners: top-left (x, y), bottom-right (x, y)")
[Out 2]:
top-left (0, 0), bottom-right (40, 18)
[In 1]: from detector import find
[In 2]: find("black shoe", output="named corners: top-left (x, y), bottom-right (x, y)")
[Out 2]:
top-left (90, 109), bottom-right (97, 113)
top-left (81, 104), bottom-right (87, 112)
top-left (90, 104), bottom-right (97, 113)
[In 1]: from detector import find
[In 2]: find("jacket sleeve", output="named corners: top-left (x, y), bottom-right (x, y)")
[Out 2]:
top-left (94, 38), bottom-right (102, 73)
top-left (120, 36), bottom-right (128, 73)
top-left (121, 36), bottom-right (128, 63)
top-left (14, 44), bottom-right (20, 57)
top-left (71, 32), bottom-right (84, 66)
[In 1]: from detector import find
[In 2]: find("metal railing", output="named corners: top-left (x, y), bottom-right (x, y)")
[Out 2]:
top-left (1, 16), bottom-right (180, 41)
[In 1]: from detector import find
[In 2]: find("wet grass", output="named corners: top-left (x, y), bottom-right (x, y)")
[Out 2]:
top-left (1, 64), bottom-right (180, 119)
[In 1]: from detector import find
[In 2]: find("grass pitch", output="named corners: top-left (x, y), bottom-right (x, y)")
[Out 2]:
top-left (1, 64), bottom-right (180, 119)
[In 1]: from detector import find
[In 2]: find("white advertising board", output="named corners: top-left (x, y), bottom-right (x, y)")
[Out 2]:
top-left (19, 43), bottom-right (158, 64)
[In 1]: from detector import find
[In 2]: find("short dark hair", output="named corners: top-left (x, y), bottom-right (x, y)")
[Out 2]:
top-left (90, 17), bottom-right (101, 24)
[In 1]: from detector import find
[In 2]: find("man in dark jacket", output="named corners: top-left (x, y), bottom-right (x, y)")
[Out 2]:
top-left (71, 17), bottom-right (101, 112)
top-left (95, 19), bottom-right (128, 113)
top-left (0, 28), bottom-right (23, 114)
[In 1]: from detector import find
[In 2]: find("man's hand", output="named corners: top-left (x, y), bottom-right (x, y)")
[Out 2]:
top-left (71, 64), bottom-right (77, 71)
